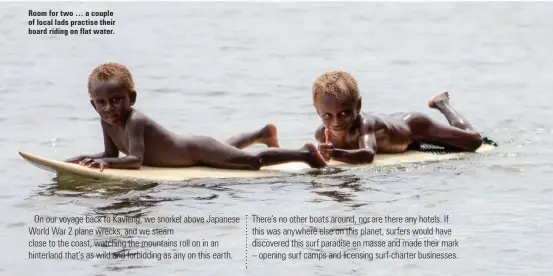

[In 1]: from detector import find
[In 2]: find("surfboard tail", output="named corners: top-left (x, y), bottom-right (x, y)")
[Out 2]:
top-left (482, 136), bottom-right (498, 147)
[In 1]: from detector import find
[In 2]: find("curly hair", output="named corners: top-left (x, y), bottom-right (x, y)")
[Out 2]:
top-left (87, 62), bottom-right (135, 95)
top-left (312, 70), bottom-right (360, 105)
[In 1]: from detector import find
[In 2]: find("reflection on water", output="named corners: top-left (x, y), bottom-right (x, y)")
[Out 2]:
top-left (36, 174), bottom-right (159, 198)
top-left (30, 150), bottom-right (511, 213)
top-left (94, 194), bottom-right (180, 218)
top-left (105, 264), bottom-right (150, 272)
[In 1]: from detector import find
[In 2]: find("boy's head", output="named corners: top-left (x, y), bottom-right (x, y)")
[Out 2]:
top-left (312, 70), bottom-right (362, 133)
top-left (88, 62), bottom-right (137, 125)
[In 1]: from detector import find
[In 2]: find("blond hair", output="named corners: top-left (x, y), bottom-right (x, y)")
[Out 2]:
top-left (87, 62), bottom-right (135, 95)
top-left (312, 70), bottom-right (360, 105)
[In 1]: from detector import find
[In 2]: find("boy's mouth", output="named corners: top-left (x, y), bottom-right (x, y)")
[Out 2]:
top-left (329, 128), bottom-right (348, 135)
top-left (103, 113), bottom-right (119, 122)
top-left (330, 125), bottom-right (348, 131)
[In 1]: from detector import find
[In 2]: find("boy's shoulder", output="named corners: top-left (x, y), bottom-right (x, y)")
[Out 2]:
top-left (358, 111), bottom-right (378, 125)
top-left (129, 108), bottom-right (146, 120)
top-left (355, 111), bottom-right (379, 134)
top-left (123, 109), bottom-right (151, 129)
top-left (128, 108), bottom-right (147, 122)
top-left (314, 124), bottom-right (325, 142)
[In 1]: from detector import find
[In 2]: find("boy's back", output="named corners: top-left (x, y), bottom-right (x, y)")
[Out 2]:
top-left (103, 109), bottom-right (199, 167)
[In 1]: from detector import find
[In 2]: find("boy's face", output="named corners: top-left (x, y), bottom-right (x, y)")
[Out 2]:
top-left (315, 94), bottom-right (361, 135)
top-left (89, 80), bottom-right (136, 126)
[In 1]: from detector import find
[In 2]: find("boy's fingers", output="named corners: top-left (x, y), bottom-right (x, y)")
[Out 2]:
top-left (324, 128), bottom-right (329, 143)
top-left (80, 158), bottom-right (90, 166)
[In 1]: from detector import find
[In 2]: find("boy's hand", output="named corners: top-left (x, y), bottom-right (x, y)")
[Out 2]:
top-left (319, 143), bottom-right (334, 161)
top-left (318, 128), bottom-right (334, 161)
top-left (65, 155), bottom-right (86, 164)
top-left (79, 158), bottom-right (108, 171)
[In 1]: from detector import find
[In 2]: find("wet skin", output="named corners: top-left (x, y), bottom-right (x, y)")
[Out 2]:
top-left (66, 80), bottom-right (327, 170)
top-left (315, 92), bottom-right (483, 164)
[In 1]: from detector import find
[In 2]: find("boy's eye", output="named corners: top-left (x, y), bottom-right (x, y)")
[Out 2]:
top-left (323, 114), bottom-right (331, 120)
top-left (340, 111), bottom-right (350, 117)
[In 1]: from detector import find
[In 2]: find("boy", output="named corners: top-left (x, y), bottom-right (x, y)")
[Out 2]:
top-left (66, 62), bottom-right (327, 171)
top-left (312, 70), bottom-right (485, 164)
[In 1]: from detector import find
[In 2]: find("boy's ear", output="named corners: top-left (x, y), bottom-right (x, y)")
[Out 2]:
top-left (90, 99), bottom-right (97, 111)
top-left (129, 90), bottom-right (137, 105)
top-left (315, 107), bottom-right (322, 117)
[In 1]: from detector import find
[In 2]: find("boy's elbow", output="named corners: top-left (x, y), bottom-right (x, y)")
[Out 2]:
top-left (466, 133), bottom-right (483, 152)
top-left (127, 156), bottom-right (143, 169)
top-left (103, 151), bottom-right (119, 158)
top-left (132, 159), bottom-right (143, 169)
top-left (361, 149), bottom-right (375, 164)
top-left (350, 149), bottom-right (374, 164)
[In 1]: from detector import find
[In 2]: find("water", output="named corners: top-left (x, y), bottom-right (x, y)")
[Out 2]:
top-left (1, 2), bottom-right (553, 275)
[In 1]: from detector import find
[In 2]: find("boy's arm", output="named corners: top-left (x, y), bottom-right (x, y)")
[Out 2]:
top-left (98, 116), bottom-right (145, 170)
top-left (65, 121), bottom-right (119, 163)
top-left (331, 121), bottom-right (376, 164)
top-left (65, 152), bottom-right (104, 163)
top-left (314, 125), bottom-right (326, 143)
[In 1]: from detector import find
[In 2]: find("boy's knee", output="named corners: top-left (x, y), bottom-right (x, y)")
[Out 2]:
top-left (467, 133), bottom-right (483, 151)
top-left (223, 156), bottom-right (261, 170)
top-left (233, 153), bottom-right (261, 170)
top-left (249, 155), bottom-right (262, 170)
top-left (232, 154), bottom-right (261, 170)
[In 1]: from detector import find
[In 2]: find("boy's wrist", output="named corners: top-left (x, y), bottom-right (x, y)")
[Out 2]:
top-left (331, 148), bottom-right (349, 158)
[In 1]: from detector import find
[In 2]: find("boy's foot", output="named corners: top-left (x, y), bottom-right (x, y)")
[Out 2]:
top-left (302, 143), bottom-right (327, 168)
top-left (259, 124), bottom-right (280, 148)
top-left (428, 91), bottom-right (450, 109)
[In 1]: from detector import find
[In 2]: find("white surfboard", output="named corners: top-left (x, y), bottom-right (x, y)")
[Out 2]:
top-left (19, 142), bottom-right (496, 183)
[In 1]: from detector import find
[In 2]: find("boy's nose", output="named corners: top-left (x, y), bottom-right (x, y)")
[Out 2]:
top-left (331, 118), bottom-right (342, 125)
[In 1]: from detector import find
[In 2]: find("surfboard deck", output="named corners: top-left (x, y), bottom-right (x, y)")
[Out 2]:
top-left (18, 142), bottom-right (496, 183)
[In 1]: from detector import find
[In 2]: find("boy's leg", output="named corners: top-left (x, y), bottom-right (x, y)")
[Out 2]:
top-left (427, 92), bottom-right (475, 130)
top-left (403, 92), bottom-right (482, 151)
top-left (193, 137), bottom-right (326, 170)
top-left (257, 143), bottom-right (327, 168)
top-left (225, 124), bottom-right (280, 149)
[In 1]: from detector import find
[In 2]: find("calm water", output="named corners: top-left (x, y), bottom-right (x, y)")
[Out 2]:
top-left (1, 2), bottom-right (553, 275)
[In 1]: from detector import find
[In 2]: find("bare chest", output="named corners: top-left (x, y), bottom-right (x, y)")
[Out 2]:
top-left (107, 128), bottom-right (130, 154)
top-left (330, 128), bottom-right (409, 153)
top-left (329, 132), bottom-right (360, 149)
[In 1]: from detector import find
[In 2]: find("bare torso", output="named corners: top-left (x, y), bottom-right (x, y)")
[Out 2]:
top-left (94, 109), bottom-right (328, 170)
top-left (104, 110), bottom-right (198, 167)
top-left (317, 112), bottom-right (414, 153)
